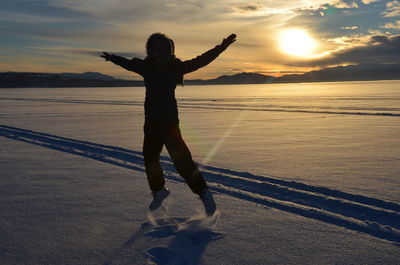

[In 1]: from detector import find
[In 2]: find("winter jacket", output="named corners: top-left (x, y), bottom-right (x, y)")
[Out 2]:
top-left (109, 44), bottom-right (227, 119)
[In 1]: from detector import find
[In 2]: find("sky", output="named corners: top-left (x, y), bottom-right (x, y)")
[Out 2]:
top-left (1, 0), bottom-right (399, 80)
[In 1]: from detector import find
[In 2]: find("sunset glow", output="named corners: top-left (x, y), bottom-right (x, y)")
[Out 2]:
top-left (0, 0), bottom-right (399, 79)
top-left (279, 29), bottom-right (316, 57)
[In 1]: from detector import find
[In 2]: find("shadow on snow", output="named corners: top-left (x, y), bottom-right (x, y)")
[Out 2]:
top-left (1, 125), bottom-right (399, 245)
top-left (103, 217), bottom-right (223, 265)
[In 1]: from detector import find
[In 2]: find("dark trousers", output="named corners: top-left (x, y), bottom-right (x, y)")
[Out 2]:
top-left (143, 118), bottom-right (207, 195)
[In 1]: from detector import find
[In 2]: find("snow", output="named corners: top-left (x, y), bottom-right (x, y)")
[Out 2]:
top-left (1, 81), bottom-right (400, 264)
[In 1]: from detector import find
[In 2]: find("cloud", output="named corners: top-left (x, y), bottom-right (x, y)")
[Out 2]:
top-left (0, 11), bottom-right (71, 23)
top-left (49, 0), bottom-right (357, 22)
top-left (297, 34), bottom-right (400, 66)
top-left (232, 2), bottom-right (296, 16)
top-left (384, 1), bottom-right (400, 17)
top-left (0, 0), bottom-right (396, 77)
top-left (362, 0), bottom-right (380, 4)
top-left (362, 0), bottom-right (380, 5)
top-left (341, 26), bottom-right (359, 29)
top-left (381, 20), bottom-right (400, 29)
top-left (28, 46), bottom-right (143, 58)
top-left (333, 1), bottom-right (359, 9)
top-left (259, 70), bottom-right (306, 74)
top-left (49, 0), bottom-right (151, 18)
top-left (74, 50), bottom-right (141, 58)
top-left (235, 3), bottom-right (265, 12)
top-left (0, 21), bottom-right (131, 44)
top-left (48, 0), bottom-right (219, 22)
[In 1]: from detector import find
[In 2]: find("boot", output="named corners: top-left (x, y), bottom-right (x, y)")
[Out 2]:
top-left (149, 187), bottom-right (170, 210)
top-left (200, 189), bottom-right (217, 216)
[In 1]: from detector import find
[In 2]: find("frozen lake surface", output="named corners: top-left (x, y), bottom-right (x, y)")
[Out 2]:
top-left (2, 80), bottom-right (399, 202)
top-left (1, 80), bottom-right (399, 264)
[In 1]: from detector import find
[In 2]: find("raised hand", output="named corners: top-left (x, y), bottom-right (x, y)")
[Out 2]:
top-left (100, 52), bottom-right (112, 61)
top-left (221, 34), bottom-right (237, 48)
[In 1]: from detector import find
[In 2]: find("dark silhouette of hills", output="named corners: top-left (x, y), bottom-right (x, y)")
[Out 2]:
top-left (58, 72), bottom-right (116, 80)
top-left (1, 64), bottom-right (399, 88)
top-left (275, 64), bottom-right (400, 83)
top-left (0, 72), bottom-right (143, 88)
top-left (186, 72), bottom-right (274, 85)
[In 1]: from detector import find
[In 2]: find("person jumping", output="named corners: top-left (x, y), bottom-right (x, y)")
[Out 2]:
top-left (101, 33), bottom-right (236, 216)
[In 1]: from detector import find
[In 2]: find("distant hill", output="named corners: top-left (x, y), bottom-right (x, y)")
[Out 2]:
top-left (1, 64), bottom-right (399, 88)
top-left (0, 72), bottom-right (143, 88)
top-left (186, 72), bottom-right (274, 85)
top-left (59, 72), bottom-right (116, 81)
top-left (274, 64), bottom-right (400, 83)
top-left (188, 64), bottom-right (400, 84)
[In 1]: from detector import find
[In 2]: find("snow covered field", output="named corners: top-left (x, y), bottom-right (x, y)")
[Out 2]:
top-left (1, 81), bottom-right (399, 264)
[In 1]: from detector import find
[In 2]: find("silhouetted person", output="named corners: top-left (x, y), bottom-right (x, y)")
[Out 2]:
top-left (101, 33), bottom-right (236, 216)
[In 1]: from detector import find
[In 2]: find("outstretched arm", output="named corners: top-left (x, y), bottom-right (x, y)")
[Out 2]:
top-left (181, 34), bottom-right (236, 74)
top-left (100, 52), bottom-right (144, 76)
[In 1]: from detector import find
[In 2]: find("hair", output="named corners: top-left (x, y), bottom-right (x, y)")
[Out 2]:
top-left (146, 33), bottom-right (175, 58)
top-left (146, 33), bottom-right (183, 85)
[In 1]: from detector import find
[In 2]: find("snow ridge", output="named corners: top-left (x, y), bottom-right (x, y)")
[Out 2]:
top-left (1, 125), bottom-right (399, 245)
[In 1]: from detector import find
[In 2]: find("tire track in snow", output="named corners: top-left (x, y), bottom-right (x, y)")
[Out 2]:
top-left (1, 125), bottom-right (399, 245)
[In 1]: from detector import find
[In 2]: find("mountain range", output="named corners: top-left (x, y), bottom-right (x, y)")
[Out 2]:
top-left (1, 64), bottom-right (399, 88)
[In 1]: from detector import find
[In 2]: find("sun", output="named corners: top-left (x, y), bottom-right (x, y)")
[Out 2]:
top-left (279, 29), bottom-right (316, 57)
